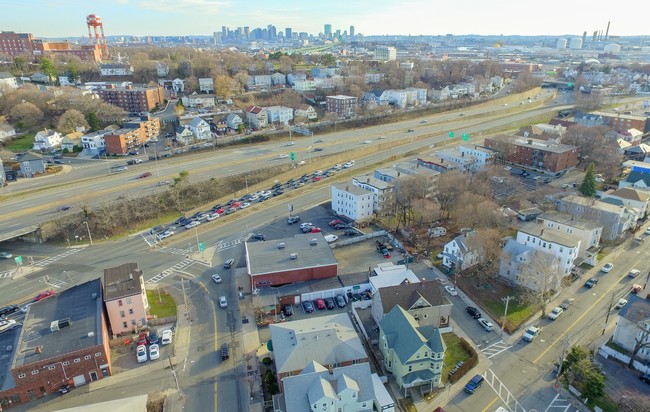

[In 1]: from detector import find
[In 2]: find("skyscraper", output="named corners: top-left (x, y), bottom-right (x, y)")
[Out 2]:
top-left (349, 25), bottom-right (355, 38)
top-left (324, 24), bottom-right (332, 38)
top-left (285, 27), bottom-right (292, 39)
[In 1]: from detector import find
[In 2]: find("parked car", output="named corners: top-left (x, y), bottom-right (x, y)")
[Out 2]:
top-left (185, 221), bottom-right (200, 230)
top-left (523, 326), bottom-right (541, 342)
top-left (149, 344), bottom-right (160, 360)
top-left (161, 329), bottom-right (173, 345)
top-left (444, 285), bottom-right (458, 296)
top-left (206, 212), bottom-right (219, 221)
top-left (315, 299), bottom-right (326, 310)
top-left (335, 295), bottom-right (346, 308)
top-left (240, 202), bottom-right (251, 209)
top-left (223, 259), bottom-right (234, 269)
top-left (466, 306), bottom-right (481, 319)
top-left (34, 290), bottom-right (56, 302)
top-left (302, 300), bottom-right (315, 313)
top-left (477, 318), bottom-right (493, 332)
top-left (548, 307), bottom-right (563, 320)
top-left (324, 297), bottom-right (336, 310)
top-left (136, 345), bottom-right (148, 363)
top-left (211, 274), bottom-right (222, 284)
top-left (148, 329), bottom-right (159, 345)
top-left (282, 304), bottom-right (293, 317)
top-left (584, 278), bottom-right (599, 288)
top-left (464, 374), bottom-right (484, 394)
top-left (225, 207), bottom-right (237, 214)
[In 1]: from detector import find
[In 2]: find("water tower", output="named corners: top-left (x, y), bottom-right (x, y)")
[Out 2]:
top-left (86, 14), bottom-right (109, 59)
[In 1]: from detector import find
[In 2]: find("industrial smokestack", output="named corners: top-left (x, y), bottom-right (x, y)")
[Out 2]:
top-left (592, 31), bottom-right (598, 43)
top-left (605, 21), bottom-right (610, 41)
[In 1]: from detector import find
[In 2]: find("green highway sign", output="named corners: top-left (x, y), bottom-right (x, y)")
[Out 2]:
top-left (199, 242), bottom-right (205, 252)
top-left (462, 133), bottom-right (470, 141)
top-left (15, 256), bottom-right (22, 264)
top-left (290, 152), bottom-right (295, 160)
top-left (448, 131), bottom-right (455, 138)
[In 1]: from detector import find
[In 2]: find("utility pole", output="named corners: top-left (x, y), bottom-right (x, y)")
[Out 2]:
top-left (501, 296), bottom-right (514, 336)
top-left (602, 293), bottom-right (616, 335)
top-left (168, 355), bottom-right (183, 399)
top-left (554, 336), bottom-right (571, 388)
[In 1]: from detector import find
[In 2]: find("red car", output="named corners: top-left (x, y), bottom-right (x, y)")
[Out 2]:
top-left (312, 176), bottom-right (321, 182)
top-left (34, 290), bottom-right (56, 302)
top-left (310, 227), bottom-right (322, 233)
top-left (315, 299), bottom-right (326, 310)
top-left (329, 219), bottom-right (343, 227)
top-left (215, 207), bottom-right (225, 214)
top-left (138, 172), bottom-right (152, 179)
top-left (231, 201), bottom-right (241, 209)
top-left (137, 332), bottom-right (149, 346)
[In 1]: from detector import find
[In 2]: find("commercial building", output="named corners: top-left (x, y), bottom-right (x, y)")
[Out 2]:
top-left (32, 40), bottom-right (102, 62)
top-left (331, 182), bottom-right (374, 222)
top-left (103, 263), bottom-right (149, 335)
top-left (245, 233), bottom-right (338, 288)
top-left (374, 46), bottom-right (397, 61)
top-left (0, 279), bottom-right (111, 408)
top-left (104, 116), bottom-right (160, 155)
top-left (326, 95), bottom-right (357, 118)
top-left (484, 136), bottom-right (579, 174)
top-left (0, 31), bottom-right (34, 56)
top-left (96, 85), bottom-right (165, 114)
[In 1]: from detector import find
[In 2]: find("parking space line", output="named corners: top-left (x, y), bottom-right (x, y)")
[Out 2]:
top-left (544, 393), bottom-right (573, 412)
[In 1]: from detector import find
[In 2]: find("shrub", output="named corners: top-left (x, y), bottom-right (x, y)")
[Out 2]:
top-left (262, 357), bottom-right (273, 366)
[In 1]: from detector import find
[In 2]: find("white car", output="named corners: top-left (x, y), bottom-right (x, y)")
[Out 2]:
top-left (158, 229), bottom-right (174, 239)
top-left (136, 345), bottom-right (148, 363)
top-left (601, 263), bottom-right (613, 273)
top-left (20, 303), bottom-right (32, 313)
top-left (206, 212), bottom-right (219, 221)
top-left (645, 227), bottom-right (650, 235)
top-left (477, 318), bottom-right (494, 331)
top-left (333, 164), bottom-right (343, 170)
top-left (211, 274), bottom-right (222, 284)
top-left (248, 194), bottom-right (259, 201)
top-left (362, 140), bottom-right (372, 144)
top-left (239, 202), bottom-right (251, 209)
top-left (504, 166), bottom-right (512, 170)
top-left (444, 285), bottom-right (458, 296)
top-left (614, 298), bottom-right (628, 309)
top-left (300, 222), bottom-right (313, 229)
top-left (219, 296), bottom-right (228, 308)
top-left (161, 329), bottom-right (173, 345)
top-left (0, 251), bottom-right (12, 259)
top-left (185, 221), bottom-right (200, 230)
top-left (277, 154), bottom-right (289, 159)
top-left (149, 344), bottom-right (160, 360)
top-left (548, 307), bottom-right (564, 320)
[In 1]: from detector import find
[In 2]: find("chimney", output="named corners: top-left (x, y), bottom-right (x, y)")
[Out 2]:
top-left (528, 139), bottom-right (533, 145)
top-left (541, 228), bottom-right (544, 236)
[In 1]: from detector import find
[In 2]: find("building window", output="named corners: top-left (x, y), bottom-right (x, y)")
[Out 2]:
top-left (63, 361), bottom-right (70, 366)
top-left (122, 321), bottom-right (128, 329)
top-left (95, 352), bottom-right (102, 357)
top-left (120, 310), bottom-right (125, 318)
top-left (126, 297), bottom-right (132, 304)
top-left (18, 373), bottom-right (25, 378)
top-left (48, 365), bottom-right (55, 370)
top-left (118, 300), bottom-right (123, 306)
top-left (31, 370), bottom-right (39, 375)
top-left (408, 365), bottom-right (412, 372)
top-left (129, 309), bottom-right (134, 315)
top-left (131, 319), bottom-right (136, 326)
top-left (74, 358), bottom-right (81, 363)
top-left (85, 355), bottom-right (92, 360)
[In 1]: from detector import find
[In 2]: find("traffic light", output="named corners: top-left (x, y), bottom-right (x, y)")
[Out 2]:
top-left (290, 152), bottom-right (295, 160)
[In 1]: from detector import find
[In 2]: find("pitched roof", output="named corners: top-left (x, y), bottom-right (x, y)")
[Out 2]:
top-left (246, 105), bottom-right (264, 114)
top-left (624, 171), bottom-right (650, 187)
top-left (377, 281), bottom-right (447, 314)
top-left (379, 306), bottom-right (428, 362)
top-left (18, 152), bottom-right (44, 162)
top-left (269, 313), bottom-right (366, 375)
top-left (187, 117), bottom-right (207, 127)
top-left (608, 188), bottom-right (649, 202)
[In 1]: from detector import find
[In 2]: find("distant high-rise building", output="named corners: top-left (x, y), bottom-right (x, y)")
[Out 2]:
top-left (213, 31), bottom-right (221, 45)
top-left (324, 24), bottom-right (332, 38)
top-left (244, 26), bottom-right (250, 40)
top-left (222, 26), bottom-right (227, 39)
top-left (267, 24), bottom-right (277, 40)
top-left (335, 29), bottom-right (341, 39)
top-left (285, 27), bottom-right (292, 40)
top-left (350, 25), bottom-right (355, 38)
top-left (374, 46), bottom-right (397, 61)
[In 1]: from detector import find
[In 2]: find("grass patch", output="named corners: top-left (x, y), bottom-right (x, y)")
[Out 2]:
top-left (590, 395), bottom-right (619, 412)
top-left (605, 339), bottom-right (628, 354)
top-left (6, 133), bottom-right (36, 152)
top-left (147, 289), bottom-right (177, 318)
top-left (441, 333), bottom-right (472, 384)
top-left (483, 297), bottom-right (537, 331)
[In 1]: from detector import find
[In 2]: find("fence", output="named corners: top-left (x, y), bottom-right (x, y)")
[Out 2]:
top-left (330, 230), bottom-right (387, 248)
top-left (599, 344), bottom-right (650, 374)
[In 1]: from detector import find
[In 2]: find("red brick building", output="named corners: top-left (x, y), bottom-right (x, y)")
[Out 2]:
top-left (0, 31), bottom-right (33, 57)
top-left (0, 279), bottom-right (112, 409)
top-left (104, 116), bottom-right (160, 155)
top-left (484, 136), bottom-right (579, 174)
top-left (245, 233), bottom-right (338, 289)
top-left (326, 95), bottom-right (357, 117)
top-left (32, 40), bottom-right (102, 62)
top-left (96, 85), bottom-right (165, 114)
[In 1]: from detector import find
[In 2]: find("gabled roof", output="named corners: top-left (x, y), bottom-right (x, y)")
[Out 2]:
top-left (379, 306), bottom-right (428, 362)
top-left (226, 113), bottom-right (242, 122)
top-left (187, 117), bottom-right (208, 128)
top-left (609, 188), bottom-right (650, 202)
top-left (625, 171), bottom-right (650, 187)
top-left (377, 281), bottom-right (447, 315)
top-left (246, 105), bottom-right (264, 114)
top-left (18, 152), bottom-right (44, 162)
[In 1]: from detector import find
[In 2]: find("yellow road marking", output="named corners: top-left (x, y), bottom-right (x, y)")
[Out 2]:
top-left (533, 270), bottom-right (631, 364)
top-left (482, 396), bottom-right (498, 412)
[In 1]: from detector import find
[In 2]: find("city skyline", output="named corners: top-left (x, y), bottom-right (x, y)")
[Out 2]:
top-left (0, 0), bottom-right (648, 39)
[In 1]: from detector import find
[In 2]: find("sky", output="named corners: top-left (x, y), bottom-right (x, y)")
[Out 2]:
top-left (1, 0), bottom-right (648, 39)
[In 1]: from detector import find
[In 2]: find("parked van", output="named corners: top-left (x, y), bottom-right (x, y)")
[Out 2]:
top-left (427, 227), bottom-right (447, 238)
top-left (323, 234), bottom-right (338, 243)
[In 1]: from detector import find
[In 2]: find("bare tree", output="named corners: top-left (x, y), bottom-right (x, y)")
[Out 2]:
top-left (517, 250), bottom-right (561, 316)
top-left (436, 171), bottom-right (467, 219)
top-left (57, 109), bottom-right (89, 134)
top-left (465, 228), bottom-right (502, 285)
top-left (9, 102), bottom-right (43, 128)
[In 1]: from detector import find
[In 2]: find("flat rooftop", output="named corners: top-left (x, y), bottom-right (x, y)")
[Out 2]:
top-left (14, 279), bottom-right (103, 368)
top-left (246, 233), bottom-right (338, 277)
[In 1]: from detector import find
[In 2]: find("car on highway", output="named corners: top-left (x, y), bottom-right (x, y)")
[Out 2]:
top-left (584, 278), bottom-right (599, 288)
top-left (225, 207), bottom-right (237, 214)
top-left (601, 263), bottom-right (613, 273)
top-left (251, 233), bottom-right (266, 241)
top-left (206, 212), bottom-right (219, 221)
top-left (219, 296), bottom-right (228, 308)
top-left (362, 140), bottom-right (373, 144)
top-left (420, 120), bottom-right (428, 123)
top-left (34, 290), bottom-right (56, 302)
top-left (149, 344), bottom-right (160, 360)
top-left (407, 128), bottom-right (414, 132)
top-left (0, 305), bottom-right (19, 317)
top-left (136, 345), bottom-right (148, 363)
top-left (0, 251), bottom-right (12, 259)
top-left (466, 306), bottom-right (481, 319)
top-left (314, 147), bottom-right (323, 152)
top-left (464, 374), bottom-right (484, 394)
top-left (211, 274), bottom-right (222, 284)
top-left (185, 221), bottom-right (200, 230)
top-left (477, 318), bottom-right (494, 331)
top-left (646, 227), bottom-right (650, 235)
top-left (444, 285), bottom-right (458, 296)
top-left (240, 202), bottom-right (251, 209)
top-left (522, 326), bottom-right (541, 342)
top-left (302, 300), bottom-right (315, 313)
top-left (548, 307), bottom-right (564, 320)
top-left (628, 269), bottom-right (640, 278)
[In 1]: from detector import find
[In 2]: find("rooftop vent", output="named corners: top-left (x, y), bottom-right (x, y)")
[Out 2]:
top-left (290, 253), bottom-right (298, 260)
top-left (88, 331), bottom-right (95, 338)
top-left (277, 242), bottom-right (286, 249)
top-left (91, 293), bottom-right (98, 299)
top-left (50, 318), bottom-right (71, 332)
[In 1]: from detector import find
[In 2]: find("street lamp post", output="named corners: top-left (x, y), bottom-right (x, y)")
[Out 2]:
top-left (82, 221), bottom-right (93, 246)
top-left (501, 296), bottom-right (514, 336)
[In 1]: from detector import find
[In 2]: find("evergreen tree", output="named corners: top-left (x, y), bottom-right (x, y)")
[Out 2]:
top-left (87, 112), bottom-right (100, 132)
top-left (579, 162), bottom-right (597, 197)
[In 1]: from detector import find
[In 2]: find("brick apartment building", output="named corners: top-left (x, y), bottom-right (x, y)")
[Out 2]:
top-left (326, 95), bottom-right (357, 118)
top-left (103, 263), bottom-right (149, 335)
top-left (574, 110), bottom-right (649, 134)
top-left (96, 85), bottom-right (165, 114)
top-left (0, 279), bottom-right (112, 409)
top-left (0, 32), bottom-right (102, 62)
top-left (0, 31), bottom-right (34, 57)
top-left (104, 116), bottom-right (160, 155)
top-left (484, 136), bottom-right (579, 174)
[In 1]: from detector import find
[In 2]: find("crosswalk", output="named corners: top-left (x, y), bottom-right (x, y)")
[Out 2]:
top-left (33, 247), bottom-right (85, 267)
top-left (0, 270), bottom-right (13, 279)
top-left (215, 234), bottom-right (251, 251)
top-left (146, 258), bottom-right (200, 284)
top-left (158, 247), bottom-right (192, 256)
top-left (481, 340), bottom-right (512, 359)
